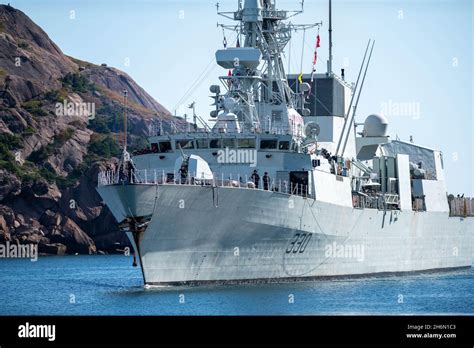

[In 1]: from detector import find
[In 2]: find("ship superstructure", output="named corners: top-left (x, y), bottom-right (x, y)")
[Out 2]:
top-left (97, 0), bottom-right (473, 285)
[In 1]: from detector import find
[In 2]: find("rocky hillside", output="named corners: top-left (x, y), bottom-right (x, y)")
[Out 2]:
top-left (0, 4), bottom-right (183, 255)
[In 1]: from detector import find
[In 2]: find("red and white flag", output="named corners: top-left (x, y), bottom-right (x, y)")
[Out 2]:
top-left (309, 34), bottom-right (321, 97)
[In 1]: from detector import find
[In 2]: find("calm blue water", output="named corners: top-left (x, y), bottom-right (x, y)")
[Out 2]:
top-left (0, 255), bottom-right (473, 315)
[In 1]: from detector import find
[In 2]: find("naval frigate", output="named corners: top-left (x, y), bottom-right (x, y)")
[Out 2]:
top-left (97, 0), bottom-right (473, 286)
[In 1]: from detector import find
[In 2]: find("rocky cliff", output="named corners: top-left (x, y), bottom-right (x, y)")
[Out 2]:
top-left (0, 4), bottom-right (182, 255)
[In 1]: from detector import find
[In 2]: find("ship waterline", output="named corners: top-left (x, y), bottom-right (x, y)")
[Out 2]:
top-left (98, 183), bottom-right (473, 285)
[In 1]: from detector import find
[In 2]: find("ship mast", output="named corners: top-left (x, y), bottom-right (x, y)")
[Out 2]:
top-left (327, 0), bottom-right (333, 76)
top-left (214, 0), bottom-right (321, 133)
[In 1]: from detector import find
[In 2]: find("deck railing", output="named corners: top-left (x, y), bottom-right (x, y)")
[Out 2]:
top-left (98, 169), bottom-right (311, 198)
top-left (98, 169), bottom-right (474, 215)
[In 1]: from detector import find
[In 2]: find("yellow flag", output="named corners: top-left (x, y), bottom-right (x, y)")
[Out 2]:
top-left (298, 72), bottom-right (303, 84)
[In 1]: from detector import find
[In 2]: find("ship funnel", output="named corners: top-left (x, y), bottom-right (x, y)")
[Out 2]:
top-left (243, 0), bottom-right (262, 22)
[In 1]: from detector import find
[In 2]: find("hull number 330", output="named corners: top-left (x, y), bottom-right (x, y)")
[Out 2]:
top-left (286, 233), bottom-right (312, 254)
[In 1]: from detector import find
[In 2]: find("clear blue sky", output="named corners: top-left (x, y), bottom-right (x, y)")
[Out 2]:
top-left (4, 0), bottom-right (473, 195)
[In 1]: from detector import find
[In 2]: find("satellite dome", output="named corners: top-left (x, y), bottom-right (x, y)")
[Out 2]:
top-left (363, 114), bottom-right (388, 137)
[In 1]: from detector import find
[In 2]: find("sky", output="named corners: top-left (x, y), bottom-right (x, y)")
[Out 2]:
top-left (4, 0), bottom-right (473, 195)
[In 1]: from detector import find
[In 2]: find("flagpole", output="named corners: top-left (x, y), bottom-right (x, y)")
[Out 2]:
top-left (123, 89), bottom-right (127, 151)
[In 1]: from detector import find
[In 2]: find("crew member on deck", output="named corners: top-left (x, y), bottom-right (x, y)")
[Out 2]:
top-left (251, 170), bottom-right (260, 189)
top-left (263, 172), bottom-right (270, 191)
top-left (179, 164), bottom-right (188, 184)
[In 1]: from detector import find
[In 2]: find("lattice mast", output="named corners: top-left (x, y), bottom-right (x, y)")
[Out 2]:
top-left (215, 0), bottom-right (321, 132)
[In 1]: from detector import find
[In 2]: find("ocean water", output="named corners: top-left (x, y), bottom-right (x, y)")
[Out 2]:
top-left (0, 255), bottom-right (473, 315)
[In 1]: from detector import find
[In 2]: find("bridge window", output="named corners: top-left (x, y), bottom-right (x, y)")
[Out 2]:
top-left (260, 139), bottom-right (278, 149)
top-left (210, 139), bottom-right (222, 149)
top-left (158, 141), bottom-right (172, 153)
top-left (237, 138), bottom-right (256, 148)
top-left (151, 143), bottom-right (159, 152)
top-left (176, 139), bottom-right (194, 150)
top-left (196, 139), bottom-right (209, 149)
top-left (279, 141), bottom-right (290, 150)
top-left (223, 138), bottom-right (235, 148)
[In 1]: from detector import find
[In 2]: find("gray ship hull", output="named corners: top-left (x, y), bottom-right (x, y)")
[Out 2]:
top-left (98, 183), bottom-right (473, 285)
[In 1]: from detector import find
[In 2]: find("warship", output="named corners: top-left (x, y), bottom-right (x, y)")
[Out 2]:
top-left (97, 0), bottom-right (473, 285)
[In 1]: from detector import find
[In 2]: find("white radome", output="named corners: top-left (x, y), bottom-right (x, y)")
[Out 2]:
top-left (364, 114), bottom-right (388, 137)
